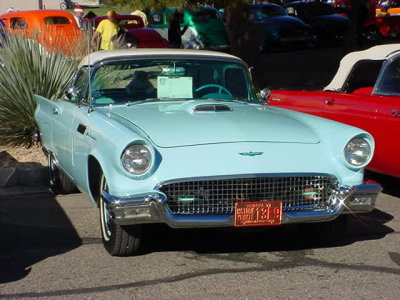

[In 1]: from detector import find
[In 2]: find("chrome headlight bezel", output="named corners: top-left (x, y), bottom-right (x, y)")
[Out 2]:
top-left (343, 136), bottom-right (373, 168)
top-left (121, 143), bottom-right (152, 175)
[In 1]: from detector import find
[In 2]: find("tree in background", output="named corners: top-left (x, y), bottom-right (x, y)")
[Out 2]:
top-left (344, 0), bottom-right (370, 52)
top-left (103, 0), bottom-right (187, 10)
top-left (223, 0), bottom-right (263, 67)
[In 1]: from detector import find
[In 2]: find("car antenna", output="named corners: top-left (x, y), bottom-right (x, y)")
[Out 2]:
top-left (87, 30), bottom-right (93, 114)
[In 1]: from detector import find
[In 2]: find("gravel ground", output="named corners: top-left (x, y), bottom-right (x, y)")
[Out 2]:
top-left (0, 145), bottom-right (47, 168)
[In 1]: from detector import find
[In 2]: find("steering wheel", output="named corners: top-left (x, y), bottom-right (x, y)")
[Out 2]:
top-left (195, 84), bottom-right (233, 98)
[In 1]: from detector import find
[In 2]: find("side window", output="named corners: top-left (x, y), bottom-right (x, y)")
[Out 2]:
top-left (150, 13), bottom-right (163, 25)
top-left (44, 17), bottom-right (71, 25)
top-left (285, 7), bottom-right (296, 16)
top-left (70, 67), bottom-right (89, 103)
top-left (342, 60), bottom-right (383, 93)
top-left (0, 21), bottom-right (5, 47)
top-left (10, 18), bottom-right (26, 30)
top-left (376, 57), bottom-right (400, 95)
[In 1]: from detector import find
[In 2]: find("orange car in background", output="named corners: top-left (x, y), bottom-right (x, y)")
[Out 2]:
top-left (0, 10), bottom-right (84, 55)
top-left (376, 7), bottom-right (400, 16)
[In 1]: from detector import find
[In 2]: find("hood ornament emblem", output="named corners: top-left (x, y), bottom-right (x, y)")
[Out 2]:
top-left (239, 152), bottom-right (263, 157)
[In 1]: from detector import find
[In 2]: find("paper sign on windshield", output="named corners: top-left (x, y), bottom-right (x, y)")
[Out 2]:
top-left (157, 76), bottom-right (193, 99)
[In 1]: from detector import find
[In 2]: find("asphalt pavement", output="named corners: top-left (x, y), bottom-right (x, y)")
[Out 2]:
top-left (0, 176), bottom-right (399, 299)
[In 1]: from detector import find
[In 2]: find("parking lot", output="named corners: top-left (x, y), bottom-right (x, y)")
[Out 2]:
top-left (1, 171), bottom-right (399, 299)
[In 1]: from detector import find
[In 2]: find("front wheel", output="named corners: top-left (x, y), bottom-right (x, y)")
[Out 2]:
top-left (99, 173), bottom-right (142, 256)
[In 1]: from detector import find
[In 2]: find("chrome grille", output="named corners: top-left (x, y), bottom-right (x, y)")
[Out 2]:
top-left (159, 175), bottom-right (338, 215)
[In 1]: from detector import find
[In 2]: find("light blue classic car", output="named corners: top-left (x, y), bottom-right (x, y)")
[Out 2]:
top-left (35, 49), bottom-right (381, 256)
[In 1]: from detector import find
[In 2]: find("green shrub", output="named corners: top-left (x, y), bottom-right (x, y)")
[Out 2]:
top-left (0, 34), bottom-right (81, 148)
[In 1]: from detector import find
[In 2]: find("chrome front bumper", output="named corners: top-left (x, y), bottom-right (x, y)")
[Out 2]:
top-left (101, 183), bottom-right (382, 228)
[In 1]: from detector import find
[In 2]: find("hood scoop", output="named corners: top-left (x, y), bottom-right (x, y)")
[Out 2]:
top-left (192, 104), bottom-right (232, 113)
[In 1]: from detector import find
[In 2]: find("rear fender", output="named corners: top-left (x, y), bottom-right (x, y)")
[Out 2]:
top-left (34, 95), bottom-right (63, 152)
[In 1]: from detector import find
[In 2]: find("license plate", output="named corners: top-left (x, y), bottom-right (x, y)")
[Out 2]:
top-left (234, 201), bottom-right (282, 227)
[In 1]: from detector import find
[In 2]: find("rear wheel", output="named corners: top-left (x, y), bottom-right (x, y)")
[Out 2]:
top-left (48, 152), bottom-right (77, 194)
top-left (99, 173), bottom-right (142, 256)
top-left (60, 2), bottom-right (67, 10)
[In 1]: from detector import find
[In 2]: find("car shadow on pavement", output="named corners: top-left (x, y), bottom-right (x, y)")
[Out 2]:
top-left (365, 170), bottom-right (400, 198)
top-left (0, 191), bottom-right (81, 284)
top-left (141, 208), bottom-right (394, 255)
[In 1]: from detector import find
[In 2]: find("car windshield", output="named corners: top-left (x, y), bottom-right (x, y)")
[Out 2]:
top-left (118, 17), bottom-right (144, 29)
top-left (305, 3), bottom-right (335, 16)
top-left (375, 57), bottom-right (400, 95)
top-left (252, 5), bottom-right (286, 20)
top-left (90, 58), bottom-right (258, 105)
top-left (44, 17), bottom-right (71, 25)
top-left (193, 9), bottom-right (219, 22)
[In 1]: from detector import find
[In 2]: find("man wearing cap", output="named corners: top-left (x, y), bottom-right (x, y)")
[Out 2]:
top-left (92, 10), bottom-right (120, 50)
top-left (73, 6), bottom-right (84, 29)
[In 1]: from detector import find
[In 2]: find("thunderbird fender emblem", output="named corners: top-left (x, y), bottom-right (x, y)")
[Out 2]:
top-left (239, 152), bottom-right (263, 157)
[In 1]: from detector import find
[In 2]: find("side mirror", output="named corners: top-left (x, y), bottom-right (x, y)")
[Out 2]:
top-left (260, 88), bottom-right (271, 104)
top-left (64, 87), bottom-right (79, 101)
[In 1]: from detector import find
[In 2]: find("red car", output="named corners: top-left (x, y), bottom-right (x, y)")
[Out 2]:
top-left (334, 0), bottom-right (400, 41)
top-left (364, 15), bottom-right (400, 41)
top-left (92, 15), bottom-right (169, 48)
top-left (268, 44), bottom-right (400, 178)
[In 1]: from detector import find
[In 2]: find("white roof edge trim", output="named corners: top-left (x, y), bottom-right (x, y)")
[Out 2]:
top-left (324, 44), bottom-right (400, 91)
top-left (78, 49), bottom-right (243, 68)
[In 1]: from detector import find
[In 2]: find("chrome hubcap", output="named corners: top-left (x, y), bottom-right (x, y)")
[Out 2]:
top-left (48, 155), bottom-right (57, 186)
top-left (100, 176), bottom-right (112, 240)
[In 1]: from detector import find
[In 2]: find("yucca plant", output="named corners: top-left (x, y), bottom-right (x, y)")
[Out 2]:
top-left (0, 33), bottom-right (83, 148)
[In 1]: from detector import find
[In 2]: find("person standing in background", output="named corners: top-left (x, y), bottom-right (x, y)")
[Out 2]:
top-left (92, 10), bottom-right (120, 50)
top-left (73, 6), bottom-right (84, 29)
top-left (131, 9), bottom-right (148, 26)
top-left (168, 11), bottom-right (186, 48)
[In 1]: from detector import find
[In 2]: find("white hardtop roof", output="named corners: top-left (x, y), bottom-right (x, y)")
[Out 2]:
top-left (79, 49), bottom-right (243, 67)
top-left (324, 44), bottom-right (400, 91)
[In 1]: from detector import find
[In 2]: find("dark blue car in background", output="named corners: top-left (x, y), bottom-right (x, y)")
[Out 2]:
top-left (251, 3), bottom-right (317, 51)
top-left (283, 1), bottom-right (348, 43)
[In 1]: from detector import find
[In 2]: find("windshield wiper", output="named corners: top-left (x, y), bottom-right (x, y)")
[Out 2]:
top-left (201, 98), bottom-right (250, 103)
top-left (126, 98), bottom-right (193, 105)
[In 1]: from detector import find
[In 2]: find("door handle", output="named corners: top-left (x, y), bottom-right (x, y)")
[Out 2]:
top-left (52, 108), bottom-right (60, 115)
top-left (325, 98), bottom-right (335, 105)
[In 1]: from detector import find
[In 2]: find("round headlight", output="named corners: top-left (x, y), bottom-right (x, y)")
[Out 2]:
top-left (121, 145), bottom-right (152, 175)
top-left (344, 137), bottom-right (371, 167)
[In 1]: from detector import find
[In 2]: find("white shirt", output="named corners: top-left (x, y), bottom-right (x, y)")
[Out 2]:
top-left (74, 15), bottom-right (83, 29)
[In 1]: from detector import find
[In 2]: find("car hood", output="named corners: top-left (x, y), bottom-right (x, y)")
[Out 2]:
top-left (129, 28), bottom-right (162, 41)
top-left (315, 14), bottom-right (348, 23)
top-left (106, 100), bottom-right (320, 147)
top-left (259, 16), bottom-right (309, 29)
